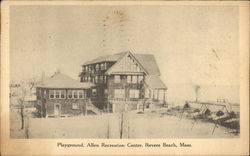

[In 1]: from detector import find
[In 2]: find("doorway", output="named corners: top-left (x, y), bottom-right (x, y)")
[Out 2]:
top-left (54, 104), bottom-right (61, 117)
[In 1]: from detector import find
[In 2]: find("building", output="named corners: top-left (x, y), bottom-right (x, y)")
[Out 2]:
top-left (79, 51), bottom-right (167, 112)
top-left (36, 71), bottom-right (95, 117)
top-left (36, 51), bottom-right (167, 117)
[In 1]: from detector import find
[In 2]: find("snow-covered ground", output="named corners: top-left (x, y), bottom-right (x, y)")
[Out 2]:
top-left (10, 109), bottom-right (238, 139)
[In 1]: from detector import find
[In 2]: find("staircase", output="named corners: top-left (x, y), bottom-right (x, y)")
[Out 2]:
top-left (86, 100), bottom-right (102, 115)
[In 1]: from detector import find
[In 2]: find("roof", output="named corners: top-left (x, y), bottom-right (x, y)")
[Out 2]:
top-left (145, 76), bottom-right (167, 89)
top-left (37, 72), bottom-right (94, 89)
top-left (82, 51), bottom-right (161, 76)
top-left (82, 52), bottom-right (128, 65)
top-left (134, 54), bottom-right (161, 76)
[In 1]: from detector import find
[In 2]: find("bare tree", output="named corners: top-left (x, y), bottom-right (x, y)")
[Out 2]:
top-left (120, 113), bottom-right (124, 139)
top-left (16, 78), bottom-right (39, 130)
top-left (17, 82), bottom-right (28, 130)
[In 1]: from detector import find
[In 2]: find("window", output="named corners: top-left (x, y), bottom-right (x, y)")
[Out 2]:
top-left (114, 75), bottom-right (120, 83)
top-left (92, 89), bottom-right (97, 96)
top-left (100, 76), bottom-right (103, 83)
top-left (138, 76), bottom-right (143, 83)
top-left (114, 89), bottom-right (125, 99)
top-left (127, 76), bottom-right (131, 83)
top-left (56, 90), bottom-right (60, 99)
top-left (72, 103), bottom-right (79, 109)
top-left (104, 62), bottom-right (107, 69)
top-left (49, 90), bottom-right (54, 99)
top-left (96, 64), bottom-right (99, 71)
top-left (78, 90), bottom-right (84, 99)
top-left (49, 90), bottom-right (66, 99)
top-left (73, 90), bottom-right (78, 98)
top-left (68, 90), bottom-right (73, 99)
top-left (104, 89), bottom-right (108, 96)
top-left (44, 90), bottom-right (46, 96)
top-left (132, 76), bottom-right (138, 83)
top-left (104, 76), bottom-right (106, 83)
top-left (129, 89), bottom-right (139, 98)
top-left (95, 76), bottom-right (98, 83)
top-left (67, 90), bottom-right (85, 99)
top-left (61, 90), bottom-right (66, 99)
top-left (100, 63), bottom-right (104, 70)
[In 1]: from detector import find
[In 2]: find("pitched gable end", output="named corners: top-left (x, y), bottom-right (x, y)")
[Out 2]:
top-left (105, 52), bottom-right (148, 75)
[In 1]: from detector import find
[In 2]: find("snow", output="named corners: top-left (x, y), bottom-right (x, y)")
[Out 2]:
top-left (9, 110), bottom-right (238, 139)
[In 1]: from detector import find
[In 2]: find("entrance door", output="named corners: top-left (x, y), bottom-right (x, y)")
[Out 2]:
top-left (54, 104), bottom-right (61, 117)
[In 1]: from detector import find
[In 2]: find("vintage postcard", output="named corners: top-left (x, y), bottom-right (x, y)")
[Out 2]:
top-left (1, 1), bottom-right (249, 155)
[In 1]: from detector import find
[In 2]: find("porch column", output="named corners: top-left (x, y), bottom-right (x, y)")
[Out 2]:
top-left (163, 90), bottom-right (166, 102)
top-left (84, 89), bottom-right (87, 115)
top-left (152, 90), bottom-right (155, 99)
top-left (157, 89), bottom-right (159, 100)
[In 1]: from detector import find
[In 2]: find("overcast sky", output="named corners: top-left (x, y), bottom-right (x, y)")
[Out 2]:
top-left (10, 5), bottom-right (239, 86)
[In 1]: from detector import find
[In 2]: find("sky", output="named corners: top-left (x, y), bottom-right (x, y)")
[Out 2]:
top-left (10, 5), bottom-right (239, 87)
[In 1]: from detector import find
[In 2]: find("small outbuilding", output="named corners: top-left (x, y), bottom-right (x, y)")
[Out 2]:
top-left (36, 71), bottom-right (94, 117)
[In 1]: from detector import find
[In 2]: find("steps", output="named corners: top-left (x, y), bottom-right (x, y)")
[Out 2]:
top-left (86, 100), bottom-right (102, 115)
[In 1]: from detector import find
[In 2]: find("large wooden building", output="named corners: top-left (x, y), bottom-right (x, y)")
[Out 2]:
top-left (79, 51), bottom-right (167, 113)
top-left (36, 51), bottom-right (167, 117)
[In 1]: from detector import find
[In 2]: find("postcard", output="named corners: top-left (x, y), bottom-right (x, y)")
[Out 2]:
top-left (1, 1), bottom-right (249, 155)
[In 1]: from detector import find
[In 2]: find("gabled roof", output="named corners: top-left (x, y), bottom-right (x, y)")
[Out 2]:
top-left (145, 76), bottom-right (167, 90)
top-left (37, 72), bottom-right (94, 89)
top-left (105, 51), bottom-right (149, 75)
top-left (134, 54), bottom-right (161, 76)
top-left (82, 51), bottom-right (161, 76)
top-left (82, 52), bottom-right (128, 66)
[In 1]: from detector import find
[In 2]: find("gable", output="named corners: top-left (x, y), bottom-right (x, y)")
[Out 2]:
top-left (105, 52), bottom-right (148, 75)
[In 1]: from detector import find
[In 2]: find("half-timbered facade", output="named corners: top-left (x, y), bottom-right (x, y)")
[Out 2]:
top-left (79, 51), bottom-right (167, 112)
